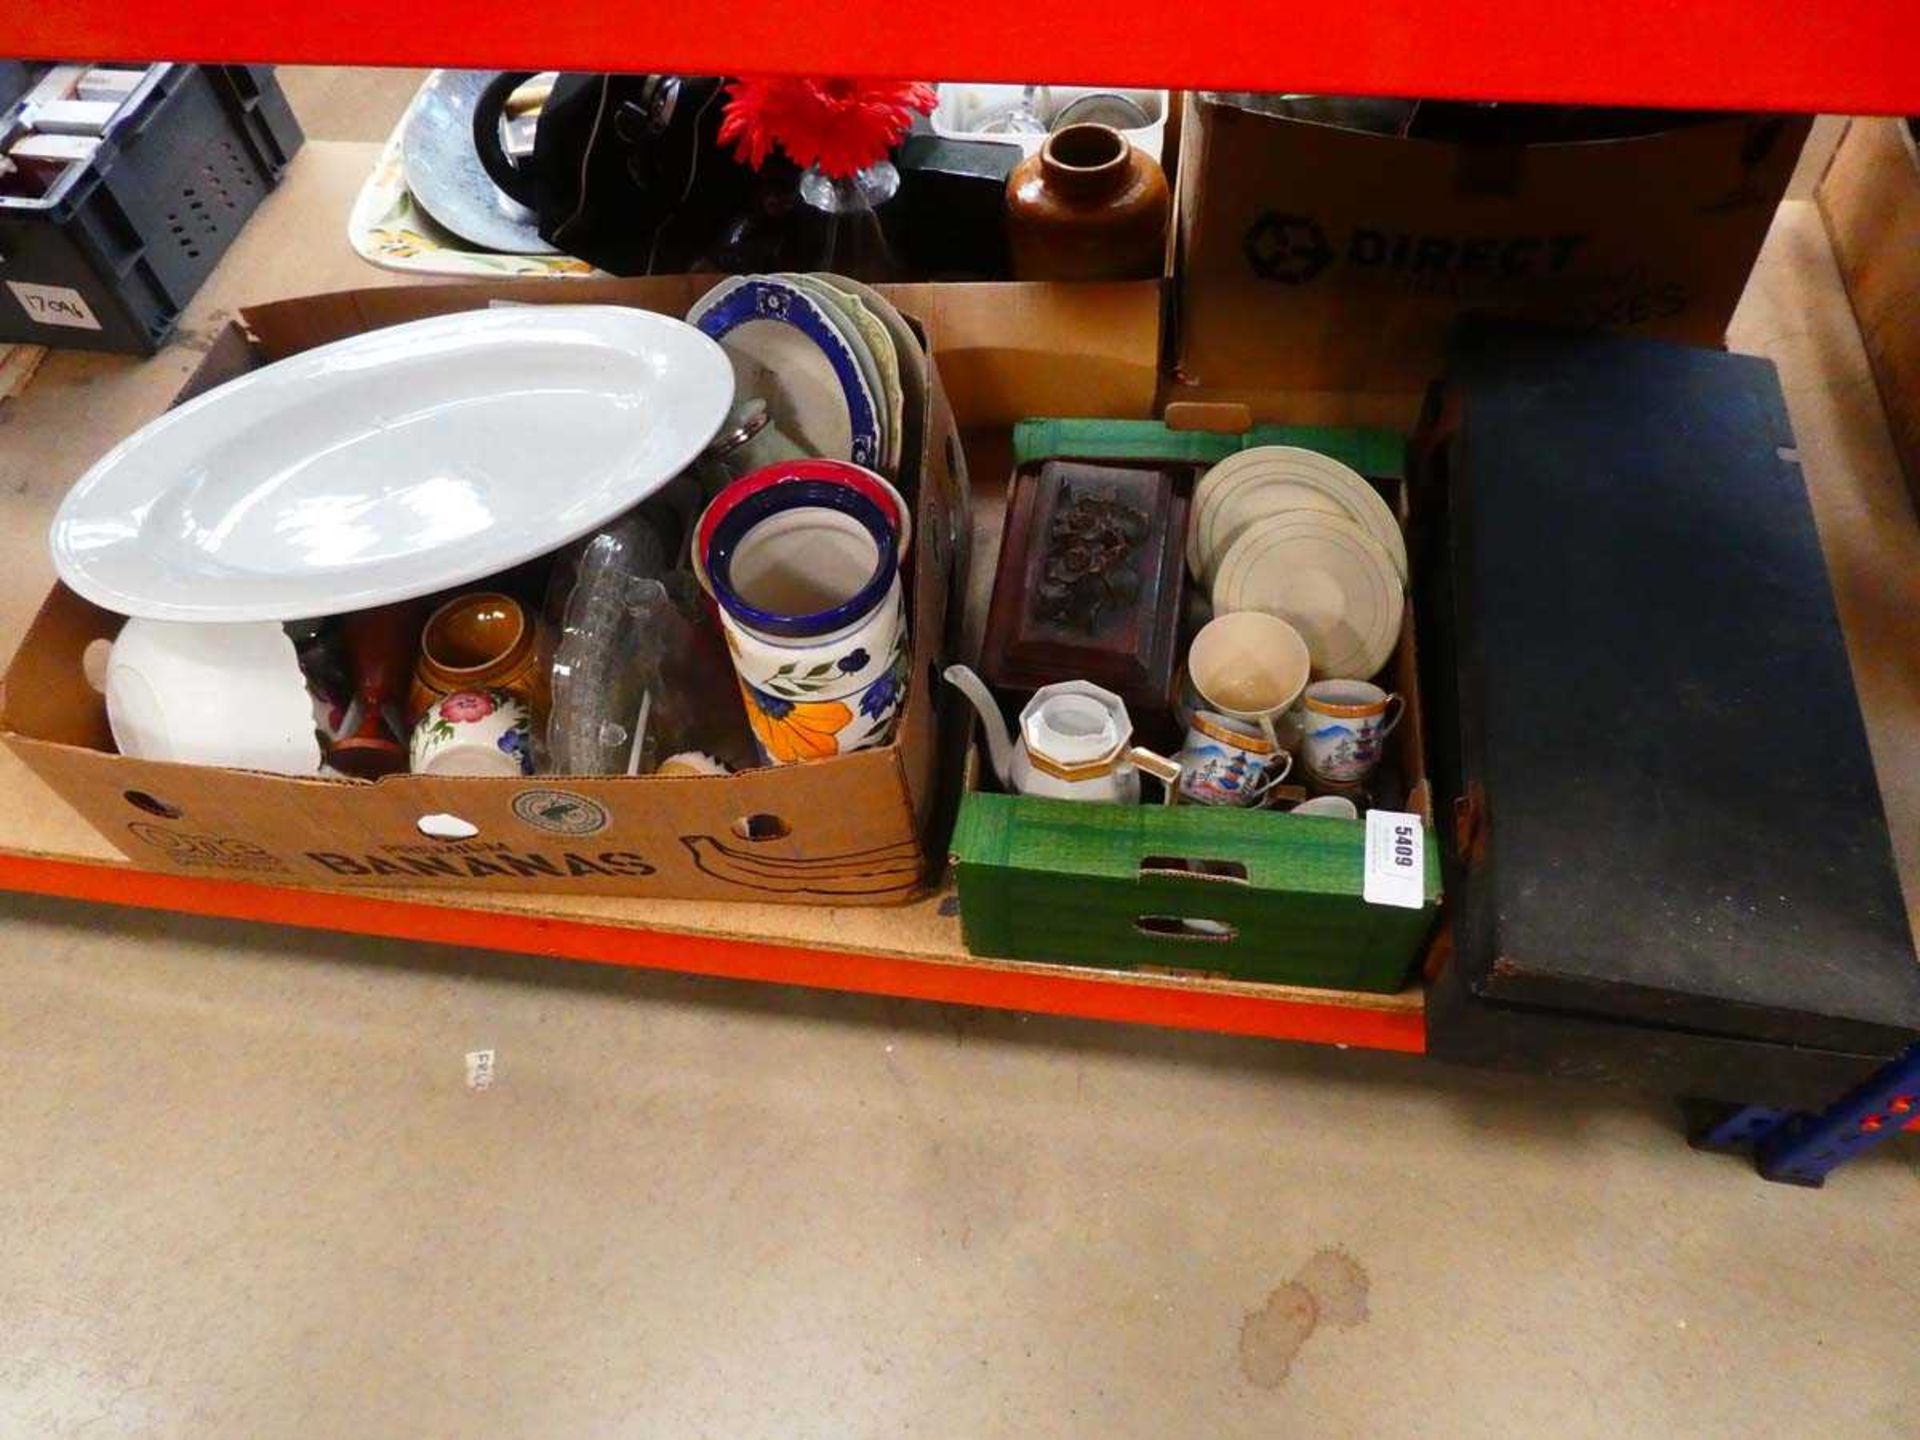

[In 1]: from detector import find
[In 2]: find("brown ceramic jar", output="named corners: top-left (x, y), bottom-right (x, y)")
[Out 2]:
top-left (1006, 123), bottom-right (1170, 282)
top-left (409, 592), bottom-right (548, 723)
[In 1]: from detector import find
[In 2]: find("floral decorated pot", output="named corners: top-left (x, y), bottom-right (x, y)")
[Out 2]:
top-left (735, 628), bottom-right (910, 765)
top-left (705, 480), bottom-right (899, 640)
top-left (704, 477), bottom-right (911, 765)
top-left (694, 459), bottom-right (911, 594)
top-left (409, 688), bottom-right (535, 777)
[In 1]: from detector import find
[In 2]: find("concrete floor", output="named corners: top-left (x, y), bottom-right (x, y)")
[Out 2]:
top-left (0, 70), bottom-right (1914, 1439)
top-left (3, 893), bottom-right (1917, 1437)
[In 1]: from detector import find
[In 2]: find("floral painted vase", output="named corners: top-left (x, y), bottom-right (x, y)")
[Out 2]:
top-left (704, 478), bottom-right (911, 766)
top-left (738, 634), bottom-right (910, 765)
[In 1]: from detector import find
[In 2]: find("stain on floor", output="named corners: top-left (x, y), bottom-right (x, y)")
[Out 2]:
top-left (1239, 1281), bottom-right (1319, 1389)
top-left (1239, 1247), bottom-right (1371, 1389)
top-left (1297, 1246), bottom-right (1371, 1329)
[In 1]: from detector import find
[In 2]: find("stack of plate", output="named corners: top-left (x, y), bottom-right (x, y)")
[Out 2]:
top-left (1189, 447), bottom-right (1407, 680)
top-left (688, 274), bottom-right (913, 479)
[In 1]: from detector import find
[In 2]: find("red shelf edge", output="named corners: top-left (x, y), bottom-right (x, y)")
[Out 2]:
top-left (15, 2), bottom-right (1920, 115)
top-left (0, 852), bottom-right (1428, 1052)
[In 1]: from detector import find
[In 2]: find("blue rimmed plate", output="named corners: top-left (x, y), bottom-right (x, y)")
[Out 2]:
top-left (689, 276), bottom-right (884, 470)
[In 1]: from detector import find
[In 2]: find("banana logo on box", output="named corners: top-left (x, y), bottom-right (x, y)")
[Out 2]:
top-left (680, 834), bottom-right (921, 899)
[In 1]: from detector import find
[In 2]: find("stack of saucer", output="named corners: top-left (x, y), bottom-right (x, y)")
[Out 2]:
top-left (1188, 446), bottom-right (1407, 679)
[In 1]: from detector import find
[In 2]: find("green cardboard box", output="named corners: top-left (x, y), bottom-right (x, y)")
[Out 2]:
top-left (949, 417), bottom-right (1439, 992)
top-left (952, 793), bottom-right (1439, 992)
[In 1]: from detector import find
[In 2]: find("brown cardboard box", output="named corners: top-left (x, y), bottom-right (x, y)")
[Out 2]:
top-left (193, 272), bottom-right (1164, 431)
top-left (1173, 96), bottom-right (1809, 396)
top-left (0, 277), bottom-right (973, 905)
top-left (888, 281), bottom-right (1163, 427)
top-left (1818, 118), bottom-right (1920, 504)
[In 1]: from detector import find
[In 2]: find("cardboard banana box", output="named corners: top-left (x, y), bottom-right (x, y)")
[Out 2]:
top-left (0, 278), bottom-right (966, 905)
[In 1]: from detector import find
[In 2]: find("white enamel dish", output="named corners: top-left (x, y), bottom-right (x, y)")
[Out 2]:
top-left (104, 617), bottom-right (324, 773)
top-left (50, 306), bottom-right (734, 622)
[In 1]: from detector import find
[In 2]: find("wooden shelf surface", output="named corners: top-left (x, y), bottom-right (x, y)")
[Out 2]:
top-left (0, 141), bottom-right (1913, 1054)
top-left (0, 142), bottom-right (1426, 1052)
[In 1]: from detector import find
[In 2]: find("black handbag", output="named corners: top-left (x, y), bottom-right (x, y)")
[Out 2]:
top-left (469, 72), bottom-right (757, 274)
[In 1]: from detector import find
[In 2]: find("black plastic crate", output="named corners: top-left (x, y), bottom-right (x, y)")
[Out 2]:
top-left (0, 64), bottom-right (302, 353)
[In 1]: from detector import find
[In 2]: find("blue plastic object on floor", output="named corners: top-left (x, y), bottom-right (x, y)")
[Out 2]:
top-left (1753, 1044), bottom-right (1920, 1187)
top-left (1688, 1045), bottom-right (1920, 1187)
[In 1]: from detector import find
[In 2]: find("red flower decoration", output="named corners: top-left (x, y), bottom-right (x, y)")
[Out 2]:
top-left (719, 77), bottom-right (938, 180)
top-left (441, 691), bottom-right (497, 723)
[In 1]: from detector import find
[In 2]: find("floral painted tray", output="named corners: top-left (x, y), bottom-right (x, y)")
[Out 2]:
top-left (347, 119), bottom-right (603, 279)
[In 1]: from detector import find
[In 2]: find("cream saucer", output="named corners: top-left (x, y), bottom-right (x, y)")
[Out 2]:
top-left (1190, 446), bottom-right (1407, 586)
top-left (1211, 511), bottom-right (1404, 678)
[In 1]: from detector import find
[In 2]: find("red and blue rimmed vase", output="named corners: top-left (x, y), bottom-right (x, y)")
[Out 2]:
top-left (704, 479), bottom-right (910, 765)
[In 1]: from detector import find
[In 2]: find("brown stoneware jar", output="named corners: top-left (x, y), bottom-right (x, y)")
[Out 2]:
top-left (409, 591), bottom-right (548, 723)
top-left (1006, 123), bottom-right (1170, 281)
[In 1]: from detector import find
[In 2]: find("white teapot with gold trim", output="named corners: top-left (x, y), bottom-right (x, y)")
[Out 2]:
top-left (943, 665), bottom-right (1179, 804)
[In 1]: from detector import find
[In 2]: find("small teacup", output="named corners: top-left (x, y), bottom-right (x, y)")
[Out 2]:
top-left (1186, 611), bottom-right (1313, 750)
top-left (409, 688), bottom-right (535, 777)
top-left (1295, 679), bottom-right (1404, 787)
top-left (1176, 709), bottom-right (1295, 807)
